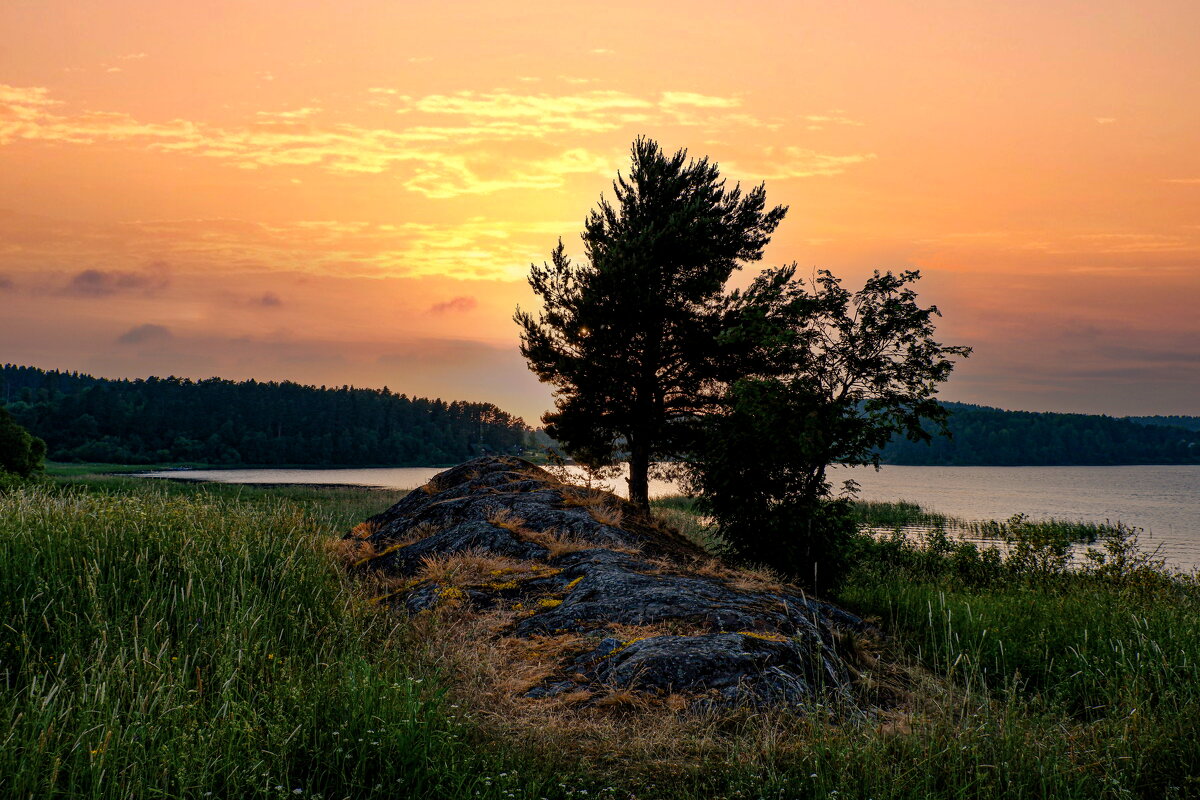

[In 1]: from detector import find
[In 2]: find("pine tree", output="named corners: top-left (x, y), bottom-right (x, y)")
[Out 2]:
top-left (515, 137), bottom-right (787, 510)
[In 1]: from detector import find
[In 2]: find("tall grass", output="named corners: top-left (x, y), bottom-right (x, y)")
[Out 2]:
top-left (848, 498), bottom-right (954, 530)
top-left (838, 530), bottom-right (1200, 797)
top-left (5, 478), bottom-right (1199, 799)
top-left (0, 480), bottom-right (565, 799)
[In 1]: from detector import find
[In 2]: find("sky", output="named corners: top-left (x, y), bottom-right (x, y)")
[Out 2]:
top-left (1, 0), bottom-right (1198, 424)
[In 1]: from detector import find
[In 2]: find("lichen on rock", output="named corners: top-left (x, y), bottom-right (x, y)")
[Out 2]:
top-left (346, 455), bottom-right (879, 711)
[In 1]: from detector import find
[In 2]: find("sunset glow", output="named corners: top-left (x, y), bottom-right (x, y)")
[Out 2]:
top-left (3, 0), bottom-right (1198, 422)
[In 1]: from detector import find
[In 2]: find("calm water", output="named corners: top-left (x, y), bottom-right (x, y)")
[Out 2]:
top-left (140, 464), bottom-right (1200, 571)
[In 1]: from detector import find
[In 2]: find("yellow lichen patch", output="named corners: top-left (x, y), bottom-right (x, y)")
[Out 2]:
top-left (486, 580), bottom-right (520, 591)
top-left (435, 585), bottom-right (467, 606)
top-left (737, 631), bottom-right (792, 643)
top-left (536, 597), bottom-right (563, 609)
top-left (564, 575), bottom-right (584, 591)
top-left (603, 636), bottom-right (651, 659)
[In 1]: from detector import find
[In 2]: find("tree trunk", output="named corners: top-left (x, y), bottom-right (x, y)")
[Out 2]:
top-left (627, 436), bottom-right (651, 513)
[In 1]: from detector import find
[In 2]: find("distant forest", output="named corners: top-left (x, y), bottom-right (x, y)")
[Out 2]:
top-left (880, 402), bottom-right (1200, 466)
top-left (1, 364), bottom-right (529, 466)
top-left (3, 365), bottom-right (1197, 468)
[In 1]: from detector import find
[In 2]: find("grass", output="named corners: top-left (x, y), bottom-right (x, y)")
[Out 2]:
top-left (0, 477), bottom-right (571, 799)
top-left (848, 498), bottom-right (955, 530)
top-left (2, 476), bottom-right (1199, 798)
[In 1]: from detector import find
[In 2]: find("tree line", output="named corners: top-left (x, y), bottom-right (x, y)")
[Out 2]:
top-left (881, 402), bottom-right (1200, 466)
top-left (1, 364), bottom-right (529, 466)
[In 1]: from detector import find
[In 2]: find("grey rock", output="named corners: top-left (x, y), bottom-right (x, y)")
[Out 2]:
top-left (350, 455), bottom-right (873, 710)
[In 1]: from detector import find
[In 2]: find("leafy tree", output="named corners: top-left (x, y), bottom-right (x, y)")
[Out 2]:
top-left (685, 266), bottom-right (971, 588)
top-left (0, 405), bottom-right (46, 477)
top-left (515, 137), bottom-right (787, 510)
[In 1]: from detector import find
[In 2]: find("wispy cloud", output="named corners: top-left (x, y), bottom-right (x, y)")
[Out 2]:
top-left (730, 146), bottom-right (877, 180)
top-left (0, 84), bottom-right (873, 199)
top-left (429, 295), bottom-right (477, 314)
top-left (254, 107), bottom-right (322, 121)
top-left (60, 267), bottom-right (169, 297)
top-left (251, 291), bottom-right (283, 307)
top-left (0, 210), bottom-right (576, 281)
top-left (116, 323), bottom-right (173, 345)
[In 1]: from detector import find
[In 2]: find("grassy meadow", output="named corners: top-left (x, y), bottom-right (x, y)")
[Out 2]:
top-left (2, 474), bottom-right (1198, 798)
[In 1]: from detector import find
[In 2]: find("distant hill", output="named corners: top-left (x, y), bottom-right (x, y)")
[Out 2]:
top-left (4, 364), bottom-right (1196, 468)
top-left (1125, 415), bottom-right (1200, 432)
top-left (1, 364), bottom-right (529, 466)
top-left (881, 402), bottom-right (1200, 466)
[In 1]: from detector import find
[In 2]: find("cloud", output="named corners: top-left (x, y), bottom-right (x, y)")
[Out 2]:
top-left (590, 48), bottom-right (614, 55)
top-left (660, 92), bottom-right (740, 110)
top-left (116, 323), bottom-right (173, 345)
top-left (118, 53), bottom-right (148, 60)
top-left (0, 275), bottom-right (13, 290)
top-left (1163, 178), bottom-right (1200, 184)
top-left (429, 295), bottom-right (477, 314)
top-left (410, 89), bottom-right (655, 132)
top-left (0, 83), bottom-right (873, 199)
top-left (1095, 117), bottom-right (1117, 124)
top-left (254, 107), bottom-right (322, 121)
top-left (61, 267), bottom-right (169, 297)
top-left (251, 291), bottom-right (283, 307)
top-left (0, 210), bottom-right (576, 281)
top-left (731, 146), bottom-right (877, 180)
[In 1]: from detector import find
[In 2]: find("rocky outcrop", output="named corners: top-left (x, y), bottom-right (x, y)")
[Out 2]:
top-left (348, 455), bottom-right (875, 709)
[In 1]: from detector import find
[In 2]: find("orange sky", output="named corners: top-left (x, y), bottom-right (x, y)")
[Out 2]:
top-left (2, 0), bottom-right (1198, 423)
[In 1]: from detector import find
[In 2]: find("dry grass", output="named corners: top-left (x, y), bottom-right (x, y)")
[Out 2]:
top-left (524, 526), bottom-right (637, 558)
top-left (343, 521), bottom-right (445, 569)
top-left (362, 549), bottom-right (933, 785)
top-left (347, 520), bottom-right (378, 539)
top-left (560, 487), bottom-right (611, 508)
top-left (414, 549), bottom-right (543, 587)
top-left (335, 463), bottom-right (938, 781)
top-left (586, 503), bottom-right (624, 528)
top-left (486, 508), bottom-right (529, 534)
top-left (688, 557), bottom-right (788, 594)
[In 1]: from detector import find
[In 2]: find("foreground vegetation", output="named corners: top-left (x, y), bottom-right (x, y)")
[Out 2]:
top-left (3, 476), bottom-right (1198, 798)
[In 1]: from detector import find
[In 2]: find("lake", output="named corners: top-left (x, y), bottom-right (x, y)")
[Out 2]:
top-left (139, 463), bottom-right (1200, 572)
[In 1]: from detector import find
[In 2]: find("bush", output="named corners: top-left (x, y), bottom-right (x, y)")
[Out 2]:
top-left (0, 405), bottom-right (45, 477)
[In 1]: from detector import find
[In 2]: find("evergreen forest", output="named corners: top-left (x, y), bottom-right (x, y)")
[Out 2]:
top-left (880, 402), bottom-right (1200, 465)
top-left (1, 364), bottom-right (529, 466)
top-left (2, 365), bottom-right (1197, 467)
